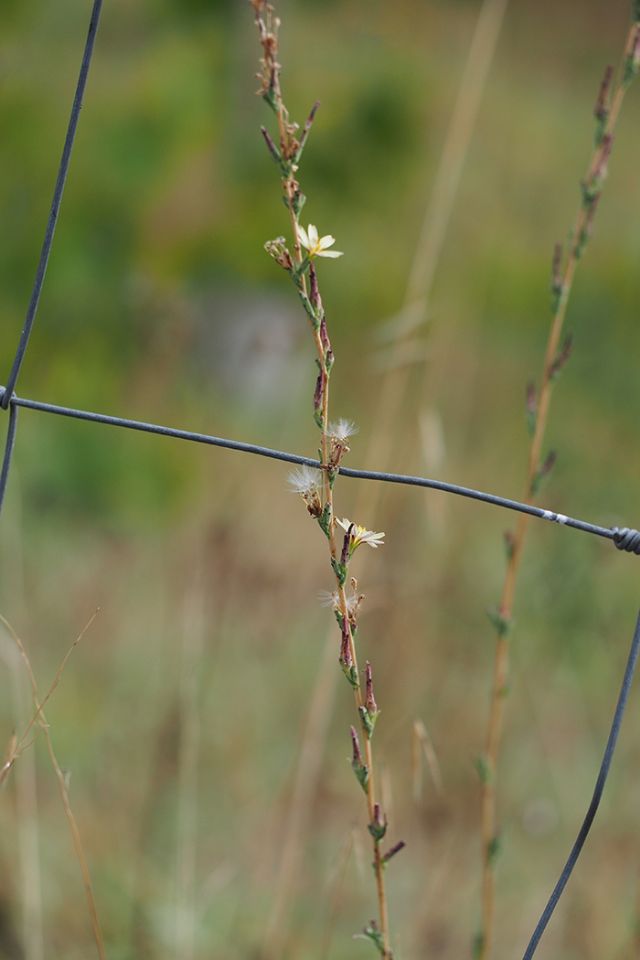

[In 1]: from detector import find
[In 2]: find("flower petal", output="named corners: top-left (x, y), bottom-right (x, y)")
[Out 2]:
top-left (317, 249), bottom-right (343, 258)
top-left (318, 235), bottom-right (336, 249)
top-left (307, 223), bottom-right (319, 246)
top-left (297, 224), bottom-right (310, 249)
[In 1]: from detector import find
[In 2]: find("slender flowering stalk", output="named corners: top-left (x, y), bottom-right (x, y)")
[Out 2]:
top-left (251, 2), bottom-right (401, 955)
top-left (476, 13), bottom-right (640, 960)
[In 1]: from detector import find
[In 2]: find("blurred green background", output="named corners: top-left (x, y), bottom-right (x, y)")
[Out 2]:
top-left (0, 1), bottom-right (639, 957)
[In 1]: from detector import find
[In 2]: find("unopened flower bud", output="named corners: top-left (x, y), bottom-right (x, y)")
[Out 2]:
top-left (365, 661), bottom-right (377, 716)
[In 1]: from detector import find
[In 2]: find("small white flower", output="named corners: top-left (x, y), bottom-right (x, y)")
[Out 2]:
top-left (337, 518), bottom-right (385, 552)
top-left (288, 465), bottom-right (323, 518)
top-left (318, 589), bottom-right (363, 617)
top-left (297, 223), bottom-right (343, 259)
top-left (287, 465), bottom-right (322, 495)
top-left (318, 590), bottom-right (340, 609)
top-left (328, 419), bottom-right (357, 442)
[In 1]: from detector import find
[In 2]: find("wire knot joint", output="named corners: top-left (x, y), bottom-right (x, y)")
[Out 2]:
top-left (612, 527), bottom-right (640, 555)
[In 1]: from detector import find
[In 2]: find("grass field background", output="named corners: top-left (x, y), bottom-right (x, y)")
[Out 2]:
top-left (1, 1), bottom-right (640, 957)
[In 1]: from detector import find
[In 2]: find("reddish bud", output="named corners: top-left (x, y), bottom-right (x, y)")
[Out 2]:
top-left (365, 661), bottom-right (377, 716)
top-left (594, 65), bottom-right (614, 122)
top-left (350, 725), bottom-right (363, 767)
top-left (340, 527), bottom-right (352, 568)
top-left (381, 840), bottom-right (406, 865)
top-left (309, 263), bottom-right (321, 309)
top-left (340, 621), bottom-right (353, 669)
top-left (551, 242), bottom-right (563, 292)
top-left (313, 372), bottom-right (323, 413)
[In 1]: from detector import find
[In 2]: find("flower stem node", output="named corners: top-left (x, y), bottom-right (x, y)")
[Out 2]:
top-left (623, 24), bottom-right (640, 85)
top-left (593, 65), bottom-right (613, 144)
top-left (339, 623), bottom-right (359, 688)
top-left (292, 190), bottom-right (307, 216)
top-left (487, 834), bottom-right (502, 867)
top-left (486, 608), bottom-right (512, 638)
top-left (550, 241), bottom-right (566, 313)
top-left (331, 557), bottom-right (347, 587)
top-left (359, 661), bottom-right (380, 737)
top-left (549, 335), bottom-right (573, 381)
top-left (297, 288), bottom-right (317, 325)
top-left (530, 450), bottom-right (557, 496)
top-left (350, 727), bottom-right (369, 792)
top-left (368, 803), bottom-right (388, 842)
top-left (293, 256), bottom-right (312, 283)
top-left (317, 502), bottom-right (332, 538)
top-left (472, 933), bottom-right (485, 960)
top-left (525, 381), bottom-right (537, 437)
top-left (336, 518), bottom-right (385, 557)
top-left (475, 754), bottom-right (493, 786)
top-left (355, 920), bottom-right (386, 957)
top-left (264, 237), bottom-right (293, 271)
top-left (287, 465), bottom-right (323, 517)
top-left (381, 841), bottom-right (406, 867)
top-left (503, 530), bottom-right (516, 562)
top-left (341, 662), bottom-right (360, 689)
top-left (328, 419), bottom-right (357, 468)
top-left (359, 704), bottom-right (379, 739)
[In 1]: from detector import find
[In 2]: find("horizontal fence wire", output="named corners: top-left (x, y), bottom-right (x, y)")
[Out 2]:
top-left (0, 3), bottom-right (639, 958)
top-left (1, 385), bottom-right (639, 554)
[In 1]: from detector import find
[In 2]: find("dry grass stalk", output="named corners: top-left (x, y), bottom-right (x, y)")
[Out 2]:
top-left (411, 718), bottom-right (444, 804)
top-left (0, 612), bottom-right (106, 960)
top-left (174, 573), bottom-right (206, 960)
top-left (320, 830), bottom-right (356, 960)
top-left (477, 16), bottom-right (640, 959)
top-left (4, 650), bottom-right (44, 960)
top-left (0, 480), bottom-right (44, 960)
top-left (264, 632), bottom-right (338, 955)
top-left (251, 1), bottom-right (403, 954)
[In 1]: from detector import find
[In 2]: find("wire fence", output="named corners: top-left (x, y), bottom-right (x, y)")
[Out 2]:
top-left (0, 3), bottom-right (638, 958)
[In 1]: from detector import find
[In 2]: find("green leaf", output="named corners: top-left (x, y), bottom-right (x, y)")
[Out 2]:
top-left (475, 754), bottom-right (492, 785)
top-left (488, 834), bottom-right (502, 866)
top-left (359, 704), bottom-right (378, 739)
top-left (472, 932), bottom-right (485, 960)
top-left (359, 922), bottom-right (385, 956)
top-left (317, 502), bottom-right (332, 538)
top-left (486, 608), bottom-right (511, 638)
top-left (331, 557), bottom-right (347, 587)
top-left (352, 757), bottom-right (369, 792)
top-left (341, 662), bottom-right (360, 689)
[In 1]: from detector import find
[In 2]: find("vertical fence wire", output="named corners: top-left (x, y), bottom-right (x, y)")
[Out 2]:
top-left (0, 0), bottom-right (104, 410)
top-left (522, 610), bottom-right (640, 958)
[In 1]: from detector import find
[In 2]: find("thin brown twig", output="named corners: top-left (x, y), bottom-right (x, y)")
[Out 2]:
top-left (0, 613), bottom-right (106, 960)
top-left (477, 21), bottom-right (640, 960)
top-left (320, 830), bottom-right (355, 960)
top-left (412, 718), bottom-right (444, 803)
top-left (175, 570), bottom-right (205, 960)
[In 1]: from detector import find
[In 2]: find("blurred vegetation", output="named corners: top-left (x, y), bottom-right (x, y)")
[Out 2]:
top-left (0, 1), bottom-right (639, 958)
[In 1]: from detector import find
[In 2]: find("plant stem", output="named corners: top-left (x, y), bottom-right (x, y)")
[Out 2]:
top-left (478, 20), bottom-right (640, 960)
top-left (277, 129), bottom-right (393, 960)
top-left (255, 6), bottom-right (393, 951)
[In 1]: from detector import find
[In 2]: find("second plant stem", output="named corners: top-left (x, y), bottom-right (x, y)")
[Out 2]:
top-left (478, 21), bottom-right (640, 960)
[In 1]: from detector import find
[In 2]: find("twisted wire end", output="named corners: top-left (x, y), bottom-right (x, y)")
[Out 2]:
top-left (612, 527), bottom-right (640, 554)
